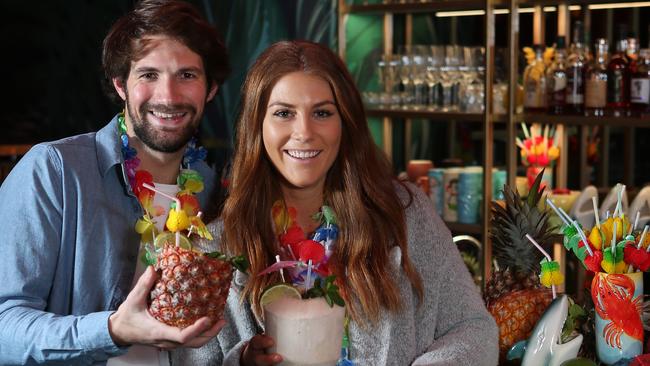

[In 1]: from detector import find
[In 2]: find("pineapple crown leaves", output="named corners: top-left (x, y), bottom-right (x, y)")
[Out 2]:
top-left (206, 251), bottom-right (250, 273)
top-left (490, 169), bottom-right (557, 275)
top-left (303, 275), bottom-right (345, 307)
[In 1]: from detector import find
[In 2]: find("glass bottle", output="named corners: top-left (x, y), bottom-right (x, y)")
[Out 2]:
top-left (547, 37), bottom-right (567, 115)
top-left (626, 36), bottom-right (639, 74)
top-left (566, 21), bottom-right (587, 114)
top-left (523, 45), bottom-right (548, 112)
top-left (631, 49), bottom-right (650, 116)
top-left (607, 38), bottom-right (631, 116)
top-left (585, 39), bottom-right (609, 117)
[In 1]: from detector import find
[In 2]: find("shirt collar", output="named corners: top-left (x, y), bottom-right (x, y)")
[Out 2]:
top-left (95, 114), bottom-right (124, 178)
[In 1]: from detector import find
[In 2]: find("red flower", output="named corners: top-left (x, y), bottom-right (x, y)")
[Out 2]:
top-left (280, 226), bottom-right (306, 246)
top-left (584, 250), bottom-right (603, 273)
top-left (298, 240), bottom-right (325, 264)
top-left (178, 193), bottom-right (200, 216)
top-left (624, 244), bottom-right (650, 272)
top-left (134, 170), bottom-right (154, 197)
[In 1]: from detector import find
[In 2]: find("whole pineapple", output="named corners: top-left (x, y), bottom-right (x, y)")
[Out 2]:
top-left (148, 244), bottom-right (234, 328)
top-left (484, 170), bottom-right (556, 360)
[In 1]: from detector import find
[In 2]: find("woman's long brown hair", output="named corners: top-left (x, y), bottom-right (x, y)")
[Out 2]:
top-left (221, 40), bottom-right (423, 324)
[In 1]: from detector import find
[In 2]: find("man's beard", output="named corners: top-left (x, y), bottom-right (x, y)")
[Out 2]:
top-left (126, 99), bottom-right (200, 153)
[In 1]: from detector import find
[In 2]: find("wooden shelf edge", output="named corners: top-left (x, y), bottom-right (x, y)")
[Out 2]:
top-left (365, 106), bottom-right (507, 122)
top-left (517, 113), bottom-right (650, 127)
top-left (444, 221), bottom-right (483, 235)
top-left (518, 0), bottom-right (644, 7)
top-left (347, 0), bottom-right (492, 14)
top-left (347, 0), bottom-right (642, 14)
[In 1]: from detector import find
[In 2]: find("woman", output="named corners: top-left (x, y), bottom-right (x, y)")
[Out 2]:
top-left (173, 40), bottom-right (498, 365)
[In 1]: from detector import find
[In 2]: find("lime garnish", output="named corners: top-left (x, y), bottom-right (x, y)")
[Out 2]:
top-left (153, 232), bottom-right (192, 250)
top-left (260, 284), bottom-right (301, 307)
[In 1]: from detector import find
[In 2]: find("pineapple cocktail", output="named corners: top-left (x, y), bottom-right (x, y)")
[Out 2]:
top-left (258, 202), bottom-right (346, 365)
top-left (140, 182), bottom-right (247, 328)
top-left (262, 285), bottom-right (345, 366)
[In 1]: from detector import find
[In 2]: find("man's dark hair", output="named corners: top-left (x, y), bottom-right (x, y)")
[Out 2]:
top-left (102, 0), bottom-right (230, 104)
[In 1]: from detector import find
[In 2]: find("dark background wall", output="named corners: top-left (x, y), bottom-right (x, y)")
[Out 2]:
top-left (0, 0), bottom-right (337, 171)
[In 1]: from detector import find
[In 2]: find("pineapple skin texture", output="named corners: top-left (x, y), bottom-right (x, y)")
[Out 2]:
top-left (148, 245), bottom-right (233, 328)
top-left (487, 288), bottom-right (552, 359)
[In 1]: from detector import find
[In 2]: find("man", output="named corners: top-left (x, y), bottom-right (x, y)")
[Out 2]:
top-left (0, 0), bottom-right (230, 364)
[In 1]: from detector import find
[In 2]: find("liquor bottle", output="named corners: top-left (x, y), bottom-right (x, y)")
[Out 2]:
top-left (523, 45), bottom-right (548, 112)
top-left (585, 38), bottom-right (609, 117)
top-left (626, 36), bottom-right (639, 73)
top-left (607, 37), bottom-right (631, 116)
top-left (631, 49), bottom-right (650, 116)
top-left (547, 37), bottom-right (567, 115)
top-left (566, 21), bottom-right (587, 114)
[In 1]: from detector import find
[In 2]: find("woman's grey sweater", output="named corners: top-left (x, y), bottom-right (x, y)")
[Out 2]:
top-left (172, 185), bottom-right (498, 365)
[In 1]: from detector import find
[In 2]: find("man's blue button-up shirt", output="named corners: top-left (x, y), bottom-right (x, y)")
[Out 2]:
top-left (0, 116), bottom-right (215, 365)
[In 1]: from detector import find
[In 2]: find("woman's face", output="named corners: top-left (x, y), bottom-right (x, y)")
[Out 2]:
top-left (262, 72), bottom-right (342, 194)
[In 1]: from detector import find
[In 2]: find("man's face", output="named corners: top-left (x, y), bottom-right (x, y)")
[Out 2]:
top-left (114, 36), bottom-right (217, 153)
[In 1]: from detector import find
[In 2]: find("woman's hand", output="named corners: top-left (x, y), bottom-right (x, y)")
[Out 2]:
top-left (240, 334), bottom-right (283, 366)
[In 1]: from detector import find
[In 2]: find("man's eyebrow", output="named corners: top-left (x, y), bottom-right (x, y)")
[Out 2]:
top-left (132, 66), bottom-right (205, 74)
top-left (178, 66), bottom-right (204, 74)
top-left (133, 67), bottom-right (160, 74)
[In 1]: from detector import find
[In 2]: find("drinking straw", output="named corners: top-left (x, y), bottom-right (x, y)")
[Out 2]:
top-left (641, 225), bottom-right (650, 253)
top-left (187, 211), bottom-right (202, 237)
top-left (516, 137), bottom-right (529, 154)
top-left (631, 211), bottom-right (640, 235)
top-left (521, 123), bottom-right (531, 140)
top-left (306, 260), bottom-right (313, 290)
top-left (592, 196), bottom-right (600, 229)
top-left (526, 234), bottom-right (557, 299)
top-left (276, 255), bottom-right (286, 283)
top-left (606, 210), bottom-right (610, 219)
top-left (546, 198), bottom-right (572, 226)
top-left (572, 220), bottom-right (594, 257)
top-left (551, 126), bottom-right (561, 148)
top-left (639, 226), bottom-right (648, 249)
top-left (614, 184), bottom-right (625, 218)
top-left (549, 125), bottom-right (556, 142)
top-left (143, 182), bottom-right (181, 247)
top-left (628, 225), bottom-right (649, 273)
top-left (612, 221), bottom-right (617, 257)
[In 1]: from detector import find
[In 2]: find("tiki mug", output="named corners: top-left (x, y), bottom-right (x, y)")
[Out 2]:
top-left (591, 271), bottom-right (644, 365)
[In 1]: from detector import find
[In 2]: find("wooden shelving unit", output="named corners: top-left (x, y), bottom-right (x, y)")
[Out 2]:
top-left (339, 0), bottom-right (500, 285)
top-left (445, 221), bottom-right (483, 235)
top-left (339, 0), bottom-right (649, 289)
top-left (365, 108), bottom-right (507, 122)
top-left (519, 113), bottom-right (650, 127)
top-left (346, 0), bottom-right (504, 14)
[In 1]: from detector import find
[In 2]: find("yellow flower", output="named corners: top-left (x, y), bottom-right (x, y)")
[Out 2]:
top-left (166, 209), bottom-right (190, 232)
top-left (540, 270), bottom-right (564, 287)
top-left (589, 227), bottom-right (603, 250)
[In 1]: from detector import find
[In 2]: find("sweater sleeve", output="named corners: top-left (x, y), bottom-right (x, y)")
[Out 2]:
top-left (407, 187), bottom-right (499, 366)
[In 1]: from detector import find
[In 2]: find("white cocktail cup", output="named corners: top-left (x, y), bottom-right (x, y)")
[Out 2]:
top-left (264, 296), bottom-right (345, 366)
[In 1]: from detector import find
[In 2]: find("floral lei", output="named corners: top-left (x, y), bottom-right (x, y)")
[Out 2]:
top-left (262, 201), bottom-right (353, 365)
top-left (117, 111), bottom-right (212, 265)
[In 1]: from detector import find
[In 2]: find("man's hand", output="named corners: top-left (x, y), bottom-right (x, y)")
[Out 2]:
top-left (241, 334), bottom-right (282, 366)
top-left (108, 266), bottom-right (225, 349)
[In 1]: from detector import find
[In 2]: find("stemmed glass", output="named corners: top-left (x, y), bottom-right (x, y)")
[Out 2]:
top-left (427, 45), bottom-right (444, 110)
top-left (411, 45), bottom-right (428, 109)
